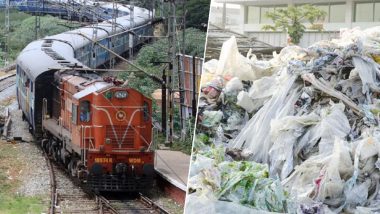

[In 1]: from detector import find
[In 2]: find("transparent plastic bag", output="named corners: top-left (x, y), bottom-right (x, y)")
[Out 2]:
top-left (225, 77), bottom-right (243, 94)
top-left (202, 110), bottom-right (223, 128)
top-left (230, 72), bottom-right (300, 163)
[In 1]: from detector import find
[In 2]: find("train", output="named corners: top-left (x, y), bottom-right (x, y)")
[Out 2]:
top-left (16, 0), bottom-right (132, 22)
top-left (16, 5), bottom-right (157, 192)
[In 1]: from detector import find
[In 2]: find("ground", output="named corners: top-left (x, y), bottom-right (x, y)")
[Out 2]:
top-left (148, 189), bottom-right (184, 214)
top-left (0, 141), bottom-right (49, 214)
top-left (0, 72), bottom-right (51, 213)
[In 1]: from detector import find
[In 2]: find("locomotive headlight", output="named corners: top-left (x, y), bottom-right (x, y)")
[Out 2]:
top-left (115, 91), bottom-right (128, 99)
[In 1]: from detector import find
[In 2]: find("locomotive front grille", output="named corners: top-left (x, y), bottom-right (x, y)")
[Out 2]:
top-left (106, 125), bottom-right (135, 149)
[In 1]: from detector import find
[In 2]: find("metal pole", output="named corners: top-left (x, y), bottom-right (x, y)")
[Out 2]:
top-left (109, 0), bottom-right (117, 68)
top-left (129, 3), bottom-right (134, 59)
top-left (165, 1), bottom-right (171, 144)
top-left (168, 1), bottom-right (177, 146)
top-left (162, 69), bottom-right (167, 136)
top-left (168, 62), bottom-right (173, 146)
top-left (192, 56), bottom-right (197, 117)
top-left (92, 0), bottom-right (98, 67)
top-left (35, 14), bottom-right (40, 40)
top-left (181, 0), bottom-right (186, 139)
top-left (4, 0), bottom-right (10, 66)
top-left (182, 0), bottom-right (186, 55)
top-left (177, 54), bottom-right (185, 135)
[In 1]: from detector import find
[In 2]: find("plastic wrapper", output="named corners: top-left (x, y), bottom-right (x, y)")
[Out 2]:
top-left (225, 77), bottom-right (243, 94)
top-left (236, 91), bottom-right (256, 113)
top-left (216, 36), bottom-right (275, 81)
top-left (248, 76), bottom-right (278, 99)
top-left (230, 72), bottom-right (301, 163)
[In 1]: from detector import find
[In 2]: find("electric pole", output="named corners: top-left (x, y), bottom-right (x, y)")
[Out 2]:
top-left (4, 0), bottom-right (10, 66)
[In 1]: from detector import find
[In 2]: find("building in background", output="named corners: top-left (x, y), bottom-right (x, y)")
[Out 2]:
top-left (209, 2), bottom-right (240, 27)
top-left (214, 0), bottom-right (380, 47)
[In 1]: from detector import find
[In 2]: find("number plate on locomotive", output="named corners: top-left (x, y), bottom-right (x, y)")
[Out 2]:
top-left (94, 158), bottom-right (113, 163)
top-left (129, 158), bottom-right (142, 164)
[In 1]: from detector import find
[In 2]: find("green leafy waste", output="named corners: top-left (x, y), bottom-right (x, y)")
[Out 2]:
top-left (191, 147), bottom-right (288, 213)
top-left (217, 161), bottom-right (287, 212)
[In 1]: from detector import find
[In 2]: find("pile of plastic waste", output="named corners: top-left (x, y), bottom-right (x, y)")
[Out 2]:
top-left (186, 27), bottom-right (380, 213)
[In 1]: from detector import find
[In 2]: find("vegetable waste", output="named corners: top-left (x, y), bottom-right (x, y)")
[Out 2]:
top-left (186, 27), bottom-right (380, 213)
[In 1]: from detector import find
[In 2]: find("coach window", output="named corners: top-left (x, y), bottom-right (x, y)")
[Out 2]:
top-left (72, 104), bottom-right (77, 124)
top-left (25, 78), bottom-right (30, 89)
top-left (80, 100), bottom-right (91, 122)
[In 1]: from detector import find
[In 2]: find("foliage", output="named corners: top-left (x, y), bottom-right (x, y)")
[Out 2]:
top-left (125, 0), bottom-right (155, 10)
top-left (120, 27), bottom-right (205, 97)
top-left (153, 117), bottom-right (194, 155)
top-left (172, 117), bottom-right (196, 155)
top-left (262, 5), bottom-right (326, 44)
top-left (0, 195), bottom-right (44, 214)
top-left (0, 11), bottom-right (78, 63)
top-left (120, 28), bottom-right (204, 149)
top-left (178, 0), bottom-right (210, 30)
top-left (135, 27), bottom-right (206, 68)
top-left (8, 16), bottom-right (76, 59)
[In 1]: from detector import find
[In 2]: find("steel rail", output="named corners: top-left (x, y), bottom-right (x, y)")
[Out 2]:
top-left (139, 192), bottom-right (170, 214)
top-left (44, 153), bottom-right (56, 214)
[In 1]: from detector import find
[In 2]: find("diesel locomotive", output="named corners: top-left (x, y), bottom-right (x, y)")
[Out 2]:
top-left (16, 6), bottom-right (156, 191)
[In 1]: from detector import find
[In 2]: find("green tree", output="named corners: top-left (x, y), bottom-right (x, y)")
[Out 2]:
top-left (120, 27), bottom-right (205, 95)
top-left (179, 0), bottom-right (210, 30)
top-left (262, 4), bottom-right (326, 45)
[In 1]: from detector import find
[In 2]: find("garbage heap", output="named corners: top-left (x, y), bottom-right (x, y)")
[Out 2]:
top-left (186, 27), bottom-right (380, 214)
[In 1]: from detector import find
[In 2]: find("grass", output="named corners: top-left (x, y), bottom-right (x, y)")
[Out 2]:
top-left (0, 196), bottom-right (43, 214)
top-left (0, 142), bottom-right (45, 214)
top-left (153, 133), bottom-right (193, 155)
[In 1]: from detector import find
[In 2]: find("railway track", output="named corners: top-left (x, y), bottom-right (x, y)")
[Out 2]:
top-left (44, 152), bottom-right (99, 214)
top-left (0, 73), bottom-right (16, 93)
top-left (98, 193), bottom-right (170, 214)
top-left (44, 152), bottom-right (170, 214)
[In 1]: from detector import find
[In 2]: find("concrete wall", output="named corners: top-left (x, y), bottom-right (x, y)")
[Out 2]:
top-left (241, 31), bottom-right (340, 47)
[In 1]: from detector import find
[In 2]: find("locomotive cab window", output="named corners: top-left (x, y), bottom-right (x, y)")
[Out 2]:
top-left (80, 100), bottom-right (91, 122)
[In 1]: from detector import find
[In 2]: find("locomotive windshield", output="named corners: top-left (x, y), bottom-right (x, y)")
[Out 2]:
top-left (80, 100), bottom-right (91, 122)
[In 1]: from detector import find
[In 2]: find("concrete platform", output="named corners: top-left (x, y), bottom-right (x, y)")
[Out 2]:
top-left (155, 150), bottom-right (190, 204)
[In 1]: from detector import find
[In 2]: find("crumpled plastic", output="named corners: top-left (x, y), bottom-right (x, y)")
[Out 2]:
top-left (201, 110), bottom-right (223, 128)
top-left (187, 26), bottom-right (380, 213)
top-left (216, 36), bottom-right (276, 81)
top-left (187, 156), bottom-right (288, 213)
top-left (185, 194), bottom-right (272, 214)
